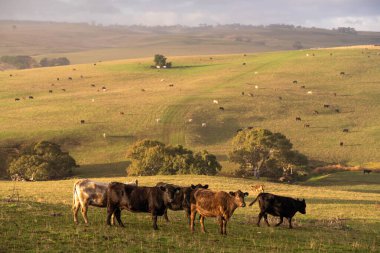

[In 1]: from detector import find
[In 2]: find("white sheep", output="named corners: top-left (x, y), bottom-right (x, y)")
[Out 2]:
top-left (202, 123), bottom-right (207, 127)
top-left (213, 100), bottom-right (219, 104)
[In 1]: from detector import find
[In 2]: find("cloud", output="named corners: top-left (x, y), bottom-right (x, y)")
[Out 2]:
top-left (0, 0), bottom-right (379, 31)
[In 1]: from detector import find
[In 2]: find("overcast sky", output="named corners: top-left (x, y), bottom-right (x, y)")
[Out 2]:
top-left (0, 0), bottom-right (379, 31)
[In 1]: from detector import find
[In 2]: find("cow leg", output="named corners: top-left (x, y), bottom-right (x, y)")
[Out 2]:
top-left (257, 212), bottom-right (265, 227)
top-left (200, 216), bottom-right (206, 233)
top-left (218, 216), bottom-right (223, 235)
top-left (163, 208), bottom-right (170, 222)
top-left (106, 205), bottom-right (115, 226)
top-left (73, 200), bottom-right (80, 225)
top-left (264, 214), bottom-right (270, 227)
top-left (152, 215), bottom-right (159, 230)
top-left (185, 208), bottom-right (191, 225)
top-left (190, 206), bottom-right (197, 233)
top-left (287, 217), bottom-right (293, 229)
top-left (275, 216), bottom-right (284, 227)
top-left (223, 219), bottom-right (228, 235)
top-left (114, 208), bottom-right (124, 227)
top-left (81, 203), bottom-right (89, 224)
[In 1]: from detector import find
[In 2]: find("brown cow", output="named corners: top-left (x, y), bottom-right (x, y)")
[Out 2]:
top-left (190, 189), bottom-right (248, 235)
top-left (72, 179), bottom-right (137, 224)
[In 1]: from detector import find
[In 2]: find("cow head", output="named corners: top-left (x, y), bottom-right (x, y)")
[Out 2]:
top-left (229, 190), bottom-right (249, 207)
top-left (296, 198), bottom-right (306, 214)
top-left (159, 185), bottom-right (181, 204)
top-left (191, 184), bottom-right (209, 190)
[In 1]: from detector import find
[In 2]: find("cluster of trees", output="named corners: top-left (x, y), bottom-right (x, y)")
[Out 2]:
top-left (0, 55), bottom-right (38, 69)
top-left (229, 128), bottom-right (308, 181)
top-left (7, 141), bottom-right (77, 181)
top-left (39, 57), bottom-right (70, 67)
top-left (126, 140), bottom-right (221, 176)
top-left (153, 54), bottom-right (172, 68)
top-left (334, 27), bottom-right (357, 34)
top-left (0, 55), bottom-right (70, 69)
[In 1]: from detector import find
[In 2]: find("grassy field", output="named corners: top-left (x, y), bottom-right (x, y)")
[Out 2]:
top-left (0, 171), bottom-right (379, 252)
top-left (1, 47), bottom-right (380, 173)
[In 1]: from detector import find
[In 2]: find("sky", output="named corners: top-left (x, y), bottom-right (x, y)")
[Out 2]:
top-left (0, 0), bottom-right (379, 31)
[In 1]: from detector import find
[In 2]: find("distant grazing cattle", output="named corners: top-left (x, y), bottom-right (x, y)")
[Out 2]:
top-left (190, 189), bottom-right (248, 235)
top-left (91, 84), bottom-right (96, 87)
top-left (333, 92), bottom-right (337, 96)
top-left (248, 93), bottom-right (254, 97)
top-left (9, 74), bottom-right (13, 77)
top-left (28, 96), bottom-right (34, 99)
top-left (304, 124), bottom-right (310, 128)
top-left (293, 80), bottom-right (298, 84)
top-left (160, 79), bottom-right (165, 82)
top-left (241, 91), bottom-right (245, 96)
top-left (343, 128), bottom-right (349, 133)
top-left (72, 68), bottom-right (76, 71)
top-left (251, 184), bottom-right (265, 193)
top-left (340, 142), bottom-right (344, 146)
top-left (91, 98), bottom-right (95, 102)
top-left (120, 112), bottom-right (124, 115)
top-left (363, 169), bottom-right (372, 174)
top-left (14, 98), bottom-right (20, 101)
top-left (340, 72), bottom-right (345, 75)
top-left (313, 110), bottom-right (319, 115)
top-left (188, 119), bottom-right (193, 123)
top-left (51, 83), bottom-right (55, 86)
top-left (330, 53), bottom-right (333, 56)
top-left (295, 117), bottom-right (301, 121)
top-left (242, 63), bottom-right (246, 65)
top-left (335, 109), bottom-right (340, 113)
top-left (219, 107), bottom-right (224, 111)
top-left (94, 63), bottom-right (97, 66)
top-left (209, 57), bottom-right (213, 60)
top-left (68, 77), bottom-right (73, 80)
top-left (278, 96), bottom-right (282, 100)
top-left (236, 128), bottom-right (243, 132)
top-left (80, 120), bottom-right (85, 124)
top-left (213, 100), bottom-right (219, 104)
top-left (49, 90), bottom-right (53, 93)
top-left (57, 78), bottom-right (59, 81)
top-left (62, 89), bottom-right (66, 92)
top-left (80, 75), bottom-right (83, 78)
top-left (103, 133), bottom-right (106, 138)
top-left (201, 123), bottom-right (207, 127)
top-left (307, 91), bottom-right (313, 94)
top-left (312, 53), bottom-right (315, 56)
top-left (247, 126), bottom-right (254, 130)
top-left (249, 193), bottom-right (306, 229)
top-left (73, 179), bottom-right (137, 224)
top-left (243, 54), bottom-right (247, 56)
top-left (306, 54), bottom-right (309, 57)
top-left (255, 85), bottom-right (259, 89)
top-left (300, 86), bottom-right (306, 89)
top-left (141, 89), bottom-right (145, 92)
top-left (156, 118), bottom-right (160, 123)
top-left (169, 84), bottom-right (174, 87)
top-left (324, 104), bottom-right (330, 108)
top-left (155, 182), bottom-right (209, 223)
top-left (106, 183), bottom-right (181, 230)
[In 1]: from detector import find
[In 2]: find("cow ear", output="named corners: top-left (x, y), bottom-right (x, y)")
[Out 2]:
top-left (302, 199), bottom-right (305, 202)
top-left (204, 184), bottom-right (209, 189)
top-left (159, 186), bottom-right (166, 192)
top-left (229, 191), bottom-right (235, 196)
top-left (244, 192), bottom-right (249, 197)
top-left (191, 184), bottom-right (196, 189)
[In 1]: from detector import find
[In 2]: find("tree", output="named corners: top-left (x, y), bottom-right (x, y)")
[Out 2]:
top-left (153, 54), bottom-right (171, 68)
top-left (126, 139), bottom-right (221, 176)
top-left (7, 141), bottom-right (76, 181)
top-left (39, 57), bottom-right (70, 67)
top-left (229, 128), bottom-right (308, 180)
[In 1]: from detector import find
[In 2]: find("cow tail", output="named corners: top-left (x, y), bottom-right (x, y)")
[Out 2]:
top-left (248, 193), bottom-right (261, 207)
top-left (72, 181), bottom-right (78, 210)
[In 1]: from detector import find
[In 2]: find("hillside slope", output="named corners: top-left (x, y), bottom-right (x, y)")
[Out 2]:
top-left (1, 48), bottom-right (380, 173)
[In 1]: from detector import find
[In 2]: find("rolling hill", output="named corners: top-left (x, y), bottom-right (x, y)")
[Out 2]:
top-left (1, 47), bottom-right (380, 174)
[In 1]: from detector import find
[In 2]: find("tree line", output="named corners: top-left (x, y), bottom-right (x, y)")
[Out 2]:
top-left (1, 128), bottom-right (309, 182)
top-left (0, 55), bottom-right (70, 69)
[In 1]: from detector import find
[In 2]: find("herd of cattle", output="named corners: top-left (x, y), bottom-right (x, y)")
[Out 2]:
top-left (73, 179), bottom-right (306, 235)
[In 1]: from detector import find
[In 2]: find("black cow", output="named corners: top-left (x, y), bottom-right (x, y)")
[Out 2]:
top-left (106, 183), bottom-right (181, 230)
top-left (249, 193), bottom-right (306, 229)
top-left (155, 182), bottom-right (209, 223)
top-left (295, 117), bottom-right (302, 121)
top-left (363, 169), bottom-right (372, 174)
top-left (219, 107), bottom-right (225, 111)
